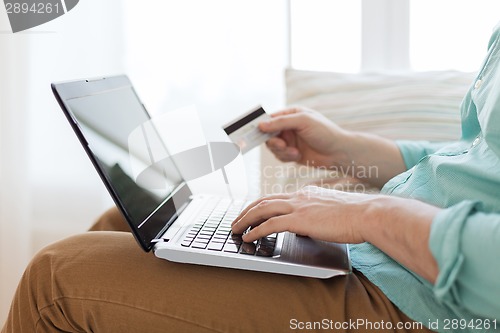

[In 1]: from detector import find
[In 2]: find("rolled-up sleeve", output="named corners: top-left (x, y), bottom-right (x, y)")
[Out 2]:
top-left (396, 140), bottom-right (450, 169)
top-left (430, 200), bottom-right (500, 320)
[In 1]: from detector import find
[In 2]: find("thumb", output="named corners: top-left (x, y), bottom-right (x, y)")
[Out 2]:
top-left (259, 113), bottom-right (306, 133)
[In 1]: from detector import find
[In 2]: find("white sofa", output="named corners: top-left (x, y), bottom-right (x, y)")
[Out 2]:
top-left (260, 68), bottom-right (476, 194)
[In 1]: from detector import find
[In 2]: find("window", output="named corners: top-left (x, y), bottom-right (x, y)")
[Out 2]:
top-left (410, 0), bottom-right (500, 71)
top-left (289, 0), bottom-right (500, 72)
top-left (290, 0), bottom-right (361, 72)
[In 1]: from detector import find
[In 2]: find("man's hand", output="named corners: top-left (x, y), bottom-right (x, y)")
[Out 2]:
top-left (260, 107), bottom-right (349, 168)
top-left (260, 107), bottom-right (408, 188)
top-left (232, 186), bottom-right (370, 244)
top-left (231, 185), bottom-right (441, 283)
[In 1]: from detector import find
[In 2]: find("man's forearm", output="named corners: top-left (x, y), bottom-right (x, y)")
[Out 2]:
top-left (342, 132), bottom-right (408, 188)
top-left (360, 195), bottom-right (441, 283)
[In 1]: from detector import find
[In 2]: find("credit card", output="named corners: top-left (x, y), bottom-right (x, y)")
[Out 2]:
top-left (222, 106), bottom-right (278, 154)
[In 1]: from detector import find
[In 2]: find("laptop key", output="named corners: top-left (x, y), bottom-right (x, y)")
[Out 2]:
top-left (228, 233), bottom-right (243, 241)
top-left (195, 235), bottom-right (212, 241)
top-left (223, 243), bottom-right (240, 253)
top-left (212, 235), bottom-right (227, 240)
top-left (207, 242), bottom-right (224, 251)
top-left (256, 244), bottom-right (274, 257)
top-left (183, 237), bottom-right (195, 243)
top-left (259, 237), bottom-right (276, 247)
top-left (191, 241), bottom-right (209, 249)
top-left (211, 238), bottom-right (226, 243)
top-left (240, 242), bottom-right (256, 255)
top-left (227, 237), bottom-right (242, 245)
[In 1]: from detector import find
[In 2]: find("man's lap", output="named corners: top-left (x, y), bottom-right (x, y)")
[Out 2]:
top-left (1, 208), bottom-right (432, 332)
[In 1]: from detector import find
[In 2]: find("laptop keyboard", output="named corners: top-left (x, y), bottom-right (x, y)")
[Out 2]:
top-left (180, 198), bottom-right (278, 257)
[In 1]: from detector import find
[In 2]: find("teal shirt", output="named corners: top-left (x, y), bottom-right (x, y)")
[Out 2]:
top-left (350, 23), bottom-right (500, 332)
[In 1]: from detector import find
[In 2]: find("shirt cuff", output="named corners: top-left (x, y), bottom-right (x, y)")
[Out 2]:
top-left (396, 140), bottom-right (447, 170)
top-left (429, 200), bottom-right (479, 304)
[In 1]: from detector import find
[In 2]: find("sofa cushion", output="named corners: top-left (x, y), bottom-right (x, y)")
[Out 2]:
top-left (285, 68), bottom-right (476, 141)
top-left (260, 69), bottom-right (476, 194)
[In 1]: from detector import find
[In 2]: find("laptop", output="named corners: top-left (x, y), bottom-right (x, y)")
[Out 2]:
top-left (51, 75), bottom-right (351, 279)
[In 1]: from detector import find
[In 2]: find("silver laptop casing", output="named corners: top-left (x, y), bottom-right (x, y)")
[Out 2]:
top-left (154, 194), bottom-right (351, 279)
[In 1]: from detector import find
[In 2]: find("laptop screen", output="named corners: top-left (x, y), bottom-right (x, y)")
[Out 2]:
top-left (53, 77), bottom-right (190, 251)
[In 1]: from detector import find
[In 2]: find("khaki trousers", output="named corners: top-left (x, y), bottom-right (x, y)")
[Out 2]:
top-left (1, 208), bottom-right (433, 333)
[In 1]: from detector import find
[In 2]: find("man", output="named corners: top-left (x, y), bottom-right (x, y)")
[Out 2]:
top-left (3, 24), bottom-right (500, 333)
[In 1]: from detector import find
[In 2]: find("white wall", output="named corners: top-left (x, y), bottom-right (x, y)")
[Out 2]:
top-left (0, 27), bottom-right (32, 326)
top-left (26, 0), bottom-right (126, 249)
top-left (122, 1), bottom-right (289, 196)
top-left (0, 0), bottom-right (125, 323)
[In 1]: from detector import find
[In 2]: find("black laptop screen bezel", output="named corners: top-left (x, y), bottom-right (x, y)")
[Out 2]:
top-left (51, 75), bottom-right (192, 252)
